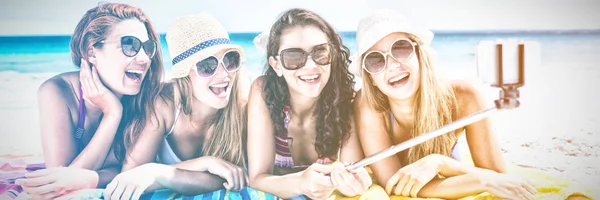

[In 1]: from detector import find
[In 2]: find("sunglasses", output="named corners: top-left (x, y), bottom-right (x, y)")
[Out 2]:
top-left (275, 43), bottom-right (332, 70)
top-left (362, 39), bottom-right (417, 74)
top-left (99, 36), bottom-right (157, 59)
top-left (194, 50), bottom-right (242, 78)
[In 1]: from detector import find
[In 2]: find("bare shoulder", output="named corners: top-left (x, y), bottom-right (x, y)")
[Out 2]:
top-left (154, 82), bottom-right (177, 125)
top-left (249, 75), bottom-right (267, 99)
top-left (38, 72), bottom-right (80, 106)
top-left (450, 79), bottom-right (486, 115)
top-left (353, 88), bottom-right (389, 129)
top-left (250, 75), bottom-right (266, 90)
top-left (353, 88), bottom-right (365, 106)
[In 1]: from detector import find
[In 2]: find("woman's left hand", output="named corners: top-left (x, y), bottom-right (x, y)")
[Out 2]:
top-left (103, 163), bottom-right (167, 200)
top-left (385, 154), bottom-right (444, 197)
top-left (16, 167), bottom-right (99, 200)
top-left (330, 162), bottom-right (373, 197)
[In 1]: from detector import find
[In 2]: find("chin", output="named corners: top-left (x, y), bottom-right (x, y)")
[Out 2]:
top-left (209, 101), bottom-right (229, 109)
top-left (122, 87), bottom-right (142, 96)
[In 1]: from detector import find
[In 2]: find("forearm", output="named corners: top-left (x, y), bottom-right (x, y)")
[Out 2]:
top-left (69, 113), bottom-right (122, 170)
top-left (96, 165), bottom-right (121, 188)
top-left (418, 173), bottom-right (486, 199)
top-left (438, 155), bottom-right (489, 177)
top-left (155, 167), bottom-right (225, 196)
top-left (250, 172), bottom-right (304, 199)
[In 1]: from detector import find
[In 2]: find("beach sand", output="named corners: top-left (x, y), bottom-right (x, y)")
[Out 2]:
top-left (1, 61), bottom-right (599, 190)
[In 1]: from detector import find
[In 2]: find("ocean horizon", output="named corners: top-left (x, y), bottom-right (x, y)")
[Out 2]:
top-left (2, 31), bottom-right (600, 79)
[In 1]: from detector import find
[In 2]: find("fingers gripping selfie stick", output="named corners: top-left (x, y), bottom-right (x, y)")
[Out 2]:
top-left (346, 40), bottom-right (527, 171)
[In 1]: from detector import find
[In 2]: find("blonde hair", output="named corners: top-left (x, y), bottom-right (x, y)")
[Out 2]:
top-left (360, 35), bottom-right (458, 164)
top-left (172, 68), bottom-right (247, 168)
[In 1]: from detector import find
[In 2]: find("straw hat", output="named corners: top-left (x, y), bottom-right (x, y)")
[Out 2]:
top-left (166, 13), bottom-right (244, 79)
top-left (353, 9), bottom-right (434, 77)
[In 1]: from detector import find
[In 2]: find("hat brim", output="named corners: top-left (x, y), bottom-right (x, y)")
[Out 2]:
top-left (169, 44), bottom-right (245, 79)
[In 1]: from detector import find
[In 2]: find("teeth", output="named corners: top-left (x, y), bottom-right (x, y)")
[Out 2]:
top-left (126, 69), bottom-right (144, 74)
top-left (211, 82), bottom-right (228, 88)
top-left (389, 74), bottom-right (408, 83)
top-left (300, 75), bottom-right (319, 80)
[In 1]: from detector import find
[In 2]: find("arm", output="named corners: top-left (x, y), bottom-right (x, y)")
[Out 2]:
top-left (339, 118), bottom-right (365, 163)
top-left (154, 161), bottom-right (227, 195)
top-left (247, 77), bottom-right (305, 199)
top-left (120, 100), bottom-right (226, 194)
top-left (38, 77), bottom-right (120, 170)
top-left (353, 90), bottom-right (402, 186)
top-left (453, 81), bottom-right (506, 173)
top-left (417, 173), bottom-right (486, 199)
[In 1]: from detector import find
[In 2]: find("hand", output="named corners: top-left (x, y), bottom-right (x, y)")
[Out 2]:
top-left (15, 167), bottom-right (99, 200)
top-left (299, 163), bottom-right (335, 200)
top-left (480, 171), bottom-right (537, 200)
top-left (103, 163), bottom-right (166, 200)
top-left (201, 156), bottom-right (248, 191)
top-left (330, 162), bottom-right (372, 197)
top-left (385, 154), bottom-right (444, 197)
top-left (79, 59), bottom-right (122, 115)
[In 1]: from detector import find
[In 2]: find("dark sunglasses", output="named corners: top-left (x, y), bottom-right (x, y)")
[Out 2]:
top-left (194, 50), bottom-right (242, 78)
top-left (98, 36), bottom-right (157, 59)
top-left (275, 43), bottom-right (332, 70)
top-left (362, 39), bottom-right (417, 74)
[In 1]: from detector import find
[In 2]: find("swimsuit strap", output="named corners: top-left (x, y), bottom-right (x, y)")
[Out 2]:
top-left (75, 85), bottom-right (86, 151)
top-left (283, 105), bottom-right (290, 129)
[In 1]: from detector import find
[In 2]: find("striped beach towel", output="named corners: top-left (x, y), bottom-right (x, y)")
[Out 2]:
top-left (0, 154), bottom-right (45, 199)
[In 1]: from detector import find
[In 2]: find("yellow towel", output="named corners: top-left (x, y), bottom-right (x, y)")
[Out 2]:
top-left (326, 155), bottom-right (599, 200)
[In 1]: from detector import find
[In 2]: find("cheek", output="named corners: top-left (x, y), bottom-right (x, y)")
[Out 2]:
top-left (370, 74), bottom-right (386, 87)
top-left (321, 66), bottom-right (332, 80)
top-left (282, 71), bottom-right (296, 82)
top-left (190, 76), bottom-right (209, 93)
top-left (408, 57), bottom-right (420, 73)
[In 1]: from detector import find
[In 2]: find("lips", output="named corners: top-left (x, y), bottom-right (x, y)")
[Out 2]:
top-left (125, 68), bottom-right (145, 83)
top-left (298, 74), bottom-right (320, 83)
top-left (209, 81), bottom-right (229, 97)
top-left (387, 72), bottom-right (410, 88)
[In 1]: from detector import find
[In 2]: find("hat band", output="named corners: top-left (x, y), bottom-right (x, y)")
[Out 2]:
top-left (172, 38), bottom-right (231, 65)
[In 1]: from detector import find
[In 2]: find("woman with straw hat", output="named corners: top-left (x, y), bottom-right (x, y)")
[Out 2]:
top-left (352, 9), bottom-right (538, 199)
top-left (103, 13), bottom-right (249, 199)
top-left (247, 8), bottom-right (374, 199)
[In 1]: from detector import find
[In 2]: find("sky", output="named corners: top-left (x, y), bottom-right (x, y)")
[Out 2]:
top-left (1, 0), bottom-right (599, 36)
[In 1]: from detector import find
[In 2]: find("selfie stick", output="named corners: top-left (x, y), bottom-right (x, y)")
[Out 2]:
top-left (346, 40), bottom-right (527, 171)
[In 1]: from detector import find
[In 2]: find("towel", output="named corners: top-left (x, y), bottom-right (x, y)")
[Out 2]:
top-left (0, 154), bottom-right (45, 199)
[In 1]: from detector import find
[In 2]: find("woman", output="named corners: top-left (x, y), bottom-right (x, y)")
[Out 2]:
top-left (353, 9), bottom-right (537, 199)
top-left (247, 8), bottom-right (373, 199)
top-left (15, 2), bottom-right (164, 199)
top-left (102, 13), bottom-right (249, 200)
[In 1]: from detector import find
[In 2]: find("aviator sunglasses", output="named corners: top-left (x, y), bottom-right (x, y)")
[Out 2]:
top-left (275, 43), bottom-right (332, 70)
top-left (98, 36), bottom-right (157, 59)
top-left (194, 50), bottom-right (242, 78)
top-left (362, 39), bottom-right (417, 74)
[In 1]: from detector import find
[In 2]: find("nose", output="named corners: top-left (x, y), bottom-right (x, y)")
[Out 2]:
top-left (386, 54), bottom-right (401, 71)
top-left (134, 50), bottom-right (151, 65)
top-left (303, 55), bottom-right (319, 69)
top-left (214, 62), bottom-right (229, 78)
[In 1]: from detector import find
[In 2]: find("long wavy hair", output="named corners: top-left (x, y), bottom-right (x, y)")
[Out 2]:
top-left (359, 35), bottom-right (458, 165)
top-left (68, 3), bottom-right (164, 162)
top-left (168, 68), bottom-right (248, 168)
top-left (263, 8), bottom-right (355, 159)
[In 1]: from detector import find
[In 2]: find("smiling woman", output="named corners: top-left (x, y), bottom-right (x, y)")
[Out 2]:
top-left (12, 2), bottom-right (164, 199)
top-left (102, 13), bottom-right (251, 199)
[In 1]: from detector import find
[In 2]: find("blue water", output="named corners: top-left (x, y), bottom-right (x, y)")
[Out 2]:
top-left (1, 31), bottom-right (600, 78)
